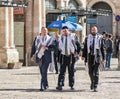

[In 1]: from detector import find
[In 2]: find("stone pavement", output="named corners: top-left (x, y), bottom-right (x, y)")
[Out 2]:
top-left (0, 58), bottom-right (120, 99)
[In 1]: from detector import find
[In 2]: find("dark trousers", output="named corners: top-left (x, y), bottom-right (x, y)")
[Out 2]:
top-left (88, 55), bottom-right (99, 88)
top-left (39, 58), bottom-right (49, 89)
top-left (54, 54), bottom-right (58, 73)
top-left (69, 54), bottom-right (76, 87)
top-left (57, 55), bottom-right (74, 87)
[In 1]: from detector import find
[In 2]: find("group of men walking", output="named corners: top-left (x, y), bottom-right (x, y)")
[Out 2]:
top-left (30, 25), bottom-right (110, 92)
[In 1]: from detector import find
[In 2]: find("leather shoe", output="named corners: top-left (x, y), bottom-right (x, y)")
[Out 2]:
top-left (45, 86), bottom-right (49, 89)
top-left (56, 86), bottom-right (62, 91)
top-left (40, 89), bottom-right (44, 91)
top-left (90, 83), bottom-right (94, 90)
top-left (93, 88), bottom-right (98, 92)
top-left (55, 72), bottom-right (58, 74)
top-left (71, 86), bottom-right (74, 90)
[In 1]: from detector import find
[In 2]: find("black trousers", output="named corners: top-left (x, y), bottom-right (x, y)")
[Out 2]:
top-left (39, 57), bottom-right (49, 89)
top-left (88, 54), bottom-right (99, 88)
top-left (54, 53), bottom-right (58, 73)
top-left (69, 54), bottom-right (76, 87)
top-left (57, 54), bottom-right (74, 87)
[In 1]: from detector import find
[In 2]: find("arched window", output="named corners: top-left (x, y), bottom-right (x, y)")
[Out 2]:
top-left (45, 0), bottom-right (57, 10)
top-left (91, 2), bottom-right (112, 34)
top-left (92, 2), bottom-right (112, 10)
top-left (68, 0), bottom-right (79, 9)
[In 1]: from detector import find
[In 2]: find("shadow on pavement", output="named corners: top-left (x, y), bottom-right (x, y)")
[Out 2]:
top-left (46, 89), bottom-right (86, 92)
top-left (105, 77), bottom-right (120, 79)
top-left (101, 81), bottom-right (120, 84)
top-left (105, 81), bottom-right (120, 84)
top-left (0, 88), bottom-right (86, 93)
top-left (0, 88), bottom-right (40, 92)
top-left (12, 73), bottom-right (39, 75)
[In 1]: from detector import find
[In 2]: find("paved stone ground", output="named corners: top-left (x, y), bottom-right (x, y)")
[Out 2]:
top-left (0, 58), bottom-right (120, 99)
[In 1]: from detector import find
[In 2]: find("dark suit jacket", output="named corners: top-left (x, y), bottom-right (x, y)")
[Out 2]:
top-left (30, 37), bottom-right (55, 64)
top-left (75, 41), bottom-right (81, 54)
top-left (82, 35), bottom-right (105, 64)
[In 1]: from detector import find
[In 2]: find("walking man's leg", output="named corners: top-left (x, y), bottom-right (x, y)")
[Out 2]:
top-left (68, 55), bottom-right (75, 90)
top-left (40, 62), bottom-right (49, 91)
top-left (56, 56), bottom-right (68, 90)
top-left (93, 63), bottom-right (99, 92)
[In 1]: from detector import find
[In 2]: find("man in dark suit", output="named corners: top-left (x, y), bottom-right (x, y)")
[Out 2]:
top-left (56, 26), bottom-right (76, 90)
top-left (30, 27), bottom-right (54, 91)
top-left (82, 26), bottom-right (105, 92)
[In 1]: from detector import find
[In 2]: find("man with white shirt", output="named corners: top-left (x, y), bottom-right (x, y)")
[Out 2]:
top-left (82, 26), bottom-right (105, 92)
top-left (56, 26), bottom-right (75, 91)
top-left (30, 27), bottom-right (54, 91)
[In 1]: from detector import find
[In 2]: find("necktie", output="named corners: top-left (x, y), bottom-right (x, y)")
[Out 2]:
top-left (65, 36), bottom-right (68, 55)
top-left (42, 37), bottom-right (44, 43)
top-left (92, 37), bottom-right (95, 54)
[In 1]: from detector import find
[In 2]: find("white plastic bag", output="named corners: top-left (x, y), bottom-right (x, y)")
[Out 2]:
top-left (48, 51), bottom-right (55, 73)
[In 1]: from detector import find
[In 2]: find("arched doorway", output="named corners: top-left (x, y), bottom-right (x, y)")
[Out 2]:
top-left (91, 2), bottom-right (112, 34)
top-left (68, 0), bottom-right (79, 9)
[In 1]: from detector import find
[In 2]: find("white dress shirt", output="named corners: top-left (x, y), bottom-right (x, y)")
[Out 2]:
top-left (59, 34), bottom-right (75, 55)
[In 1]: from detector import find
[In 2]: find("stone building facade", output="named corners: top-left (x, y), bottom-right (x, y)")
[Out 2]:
top-left (87, 0), bottom-right (120, 37)
top-left (0, 2), bottom-right (19, 68)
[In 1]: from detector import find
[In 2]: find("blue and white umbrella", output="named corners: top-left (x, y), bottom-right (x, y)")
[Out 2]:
top-left (47, 20), bottom-right (83, 31)
top-left (68, 22), bottom-right (83, 31)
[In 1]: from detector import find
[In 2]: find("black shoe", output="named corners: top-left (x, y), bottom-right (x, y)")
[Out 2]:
top-left (56, 86), bottom-right (62, 91)
top-left (70, 86), bottom-right (74, 90)
top-left (55, 72), bottom-right (58, 74)
top-left (90, 83), bottom-right (94, 90)
top-left (45, 86), bottom-right (49, 89)
top-left (40, 89), bottom-right (44, 91)
top-left (93, 88), bottom-right (98, 92)
top-left (74, 69), bottom-right (76, 72)
top-left (40, 86), bottom-right (48, 91)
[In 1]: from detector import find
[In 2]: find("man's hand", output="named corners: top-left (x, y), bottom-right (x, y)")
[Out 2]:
top-left (30, 57), bottom-right (34, 62)
top-left (81, 57), bottom-right (84, 60)
top-left (81, 57), bottom-right (87, 65)
top-left (42, 45), bottom-right (48, 50)
top-left (74, 52), bottom-right (78, 57)
top-left (102, 60), bottom-right (105, 65)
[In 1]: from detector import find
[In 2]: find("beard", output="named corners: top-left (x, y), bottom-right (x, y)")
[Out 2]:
top-left (91, 32), bottom-right (96, 36)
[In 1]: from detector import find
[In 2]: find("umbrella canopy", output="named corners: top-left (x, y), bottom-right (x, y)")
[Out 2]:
top-left (47, 20), bottom-right (83, 31)
top-left (68, 22), bottom-right (83, 31)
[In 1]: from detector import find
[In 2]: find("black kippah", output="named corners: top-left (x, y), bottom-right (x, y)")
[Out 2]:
top-left (62, 26), bottom-right (68, 29)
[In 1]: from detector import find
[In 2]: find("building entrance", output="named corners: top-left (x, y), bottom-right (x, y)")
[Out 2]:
top-left (91, 2), bottom-right (112, 34)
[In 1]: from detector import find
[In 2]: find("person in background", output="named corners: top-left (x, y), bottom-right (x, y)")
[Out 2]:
top-left (105, 34), bottom-right (113, 70)
top-left (101, 31), bottom-right (107, 48)
top-left (101, 31), bottom-right (107, 69)
top-left (117, 37), bottom-right (120, 64)
top-left (82, 26), bottom-right (105, 92)
top-left (54, 34), bottom-right (59, 74)
top-left (115, 36), bottom-right (119, 58)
